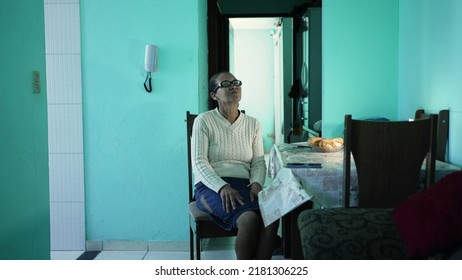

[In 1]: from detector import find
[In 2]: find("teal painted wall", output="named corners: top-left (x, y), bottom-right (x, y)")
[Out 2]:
top-left (198, 0), bottom-right (209, 112)
top-left (323, 0), bottom-right (461, 167)
top-left (398, 0), bottom-right (462, 166)
top-left (81, 0), bottom-right (206, 241)
top-left (0, 0), bottom-right (50, 259)
top-left (323, 0), bottom-right (399, 138)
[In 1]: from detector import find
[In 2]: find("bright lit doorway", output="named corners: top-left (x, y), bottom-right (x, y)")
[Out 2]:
top-left (229, 17), bottom-right (293, 151)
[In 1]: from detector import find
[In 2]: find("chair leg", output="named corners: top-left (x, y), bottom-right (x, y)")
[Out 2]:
top-left (196, 235), bottom-right (201, 260)
top-left (189, 227), bottom-right (194, 260)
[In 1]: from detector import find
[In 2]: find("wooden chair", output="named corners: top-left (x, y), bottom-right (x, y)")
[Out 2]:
top-left (415, 109), bottom-right (449, 162)
top-left (186, 111), bottom-right (238, 260)
top-left (344, 114), bottom-right (438, 208)
top-left (297, 114), bottom-right (438, 259)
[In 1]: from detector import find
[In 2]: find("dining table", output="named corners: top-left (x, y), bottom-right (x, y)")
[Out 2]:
top-left (268, 142), bottom-right (461, 259)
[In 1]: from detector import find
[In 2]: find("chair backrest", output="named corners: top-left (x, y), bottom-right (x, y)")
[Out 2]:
top-left (343, 114), bottom-right (437, 208)
top-left (415, 109), bottom-right (449, 162)
top-left (186, 111), bottom-right (198, 203)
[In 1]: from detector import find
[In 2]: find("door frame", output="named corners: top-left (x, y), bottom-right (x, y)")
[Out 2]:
top-left (207, 0), bottom-right (321, 134)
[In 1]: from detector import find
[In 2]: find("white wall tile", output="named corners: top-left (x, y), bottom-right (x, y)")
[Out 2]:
top-left (45, 0), bottom-right (79, 4)
top-left (46, 54), bottom-right (82, 104)
top-left (44, 4), bottom-right (81, 54)
top-left (49, 153), bottom-right (84, 203)
top-left (47, 104), bottom-right (83, 154)
top-left (50, 202), bottom-right (85, 251)
top-left (45, 0), bottom-right (84, 252)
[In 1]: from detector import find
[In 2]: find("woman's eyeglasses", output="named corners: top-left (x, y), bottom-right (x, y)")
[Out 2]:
top-left (214, 80), bottom-right (242, 92)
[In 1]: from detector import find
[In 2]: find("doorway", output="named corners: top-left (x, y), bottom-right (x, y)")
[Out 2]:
top-left (209, 0), bottom-right (323, 145)
top-left (229, 17), bottom-right (288, 151)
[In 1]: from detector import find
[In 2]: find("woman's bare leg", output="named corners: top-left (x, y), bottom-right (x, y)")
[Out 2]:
top-left (255, 219), bottom-right (279, 259)
top-left (235, 211), bottom-right (260, 259)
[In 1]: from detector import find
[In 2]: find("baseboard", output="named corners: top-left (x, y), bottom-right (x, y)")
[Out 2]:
top-left (86, 240), bottom-right (189, 252)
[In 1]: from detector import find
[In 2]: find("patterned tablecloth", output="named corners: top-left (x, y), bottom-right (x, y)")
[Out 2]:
top-left (268, 143), bottom-right (461, 208)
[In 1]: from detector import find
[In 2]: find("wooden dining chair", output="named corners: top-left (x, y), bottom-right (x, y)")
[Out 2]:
top-left (415, 109), bottom-right (449, 162)
top-left (297, 114), bottom-right (438, 259)
top-left (344, 114), bottom-right (438, 208)
top-left (186, 111), bottom-right (238, 260)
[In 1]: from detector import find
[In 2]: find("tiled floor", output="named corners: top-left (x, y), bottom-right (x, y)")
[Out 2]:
top-left (51, 237), bottom-right (287, 260)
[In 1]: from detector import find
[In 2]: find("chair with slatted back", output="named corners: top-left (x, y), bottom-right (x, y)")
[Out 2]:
top-left (415, 109), bottom-right (449, 162)
top-left (186, 111), bottom-right (238, 260)
top-left (297, 114), bottom-right (438, 259)
top-left (343, 114), bottom-right (437, 207)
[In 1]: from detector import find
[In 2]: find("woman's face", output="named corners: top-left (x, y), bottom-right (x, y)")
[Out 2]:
top-left (211, 73), bottom-right (242, 106)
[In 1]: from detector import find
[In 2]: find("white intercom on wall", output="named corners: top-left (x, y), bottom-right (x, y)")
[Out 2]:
top-left (144, 44), bottom-right (157, 92)
top-left (145, 44), bottom-right (157, 72)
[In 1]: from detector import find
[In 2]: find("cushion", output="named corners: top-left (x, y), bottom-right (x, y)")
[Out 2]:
top-left (391, 170), bottom-right (462, 259)
top-left (188, 201), bottom-right (212, 222)
top-left (297, 208), bottom-right (406, 259)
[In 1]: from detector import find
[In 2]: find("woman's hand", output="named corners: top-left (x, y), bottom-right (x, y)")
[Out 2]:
top-left (219, 184), bottom-right (244, 213)
top-left (249, 182), bottom-right (263, 202)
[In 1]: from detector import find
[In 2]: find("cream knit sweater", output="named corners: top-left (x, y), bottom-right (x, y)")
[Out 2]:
top-left (191, 108), bottom-right (267, 193)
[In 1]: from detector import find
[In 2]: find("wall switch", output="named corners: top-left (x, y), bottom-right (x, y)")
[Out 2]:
top-left (33, 71), bottom-right (41, 94)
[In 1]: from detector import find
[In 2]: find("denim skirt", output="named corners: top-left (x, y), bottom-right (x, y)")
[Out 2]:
top-left (194, 177), bottom-right (261, 231)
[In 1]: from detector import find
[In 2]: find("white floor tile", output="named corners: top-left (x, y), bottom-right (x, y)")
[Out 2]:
top-left (143, 251), bottom-right (190, 260)
top-left (94, 251), bottom-right (147, 260)
top-left (51, 250), bottom-right (84, 260)
top-left (201, 249), bottom-right (236, 260)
